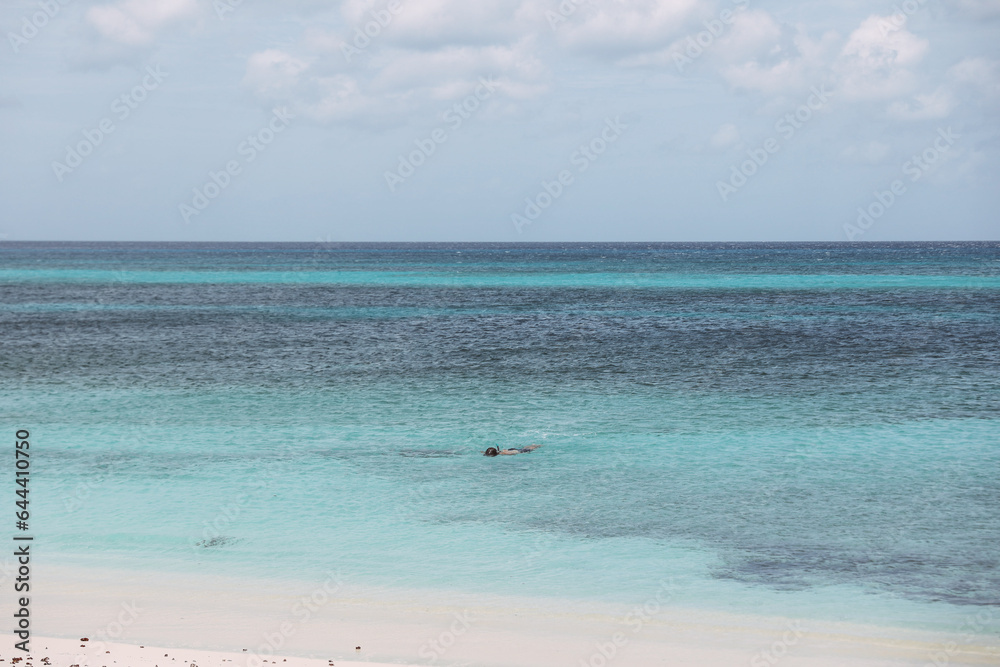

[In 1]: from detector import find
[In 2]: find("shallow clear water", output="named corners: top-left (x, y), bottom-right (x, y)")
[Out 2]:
top-left (2, 242), bottom-right (998, 633)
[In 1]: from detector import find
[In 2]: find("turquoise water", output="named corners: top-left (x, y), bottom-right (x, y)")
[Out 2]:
top-left (2, 242), bottom-right (998, 634)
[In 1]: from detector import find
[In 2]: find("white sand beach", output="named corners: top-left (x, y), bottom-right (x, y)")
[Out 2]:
top-left (9, 564), bottom-right (998, 667)
top-left (7, 630), bottom-right (997, 667)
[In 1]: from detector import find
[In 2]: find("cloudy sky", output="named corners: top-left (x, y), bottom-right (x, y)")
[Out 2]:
top-left (1, 0), bottom-right (997, 241)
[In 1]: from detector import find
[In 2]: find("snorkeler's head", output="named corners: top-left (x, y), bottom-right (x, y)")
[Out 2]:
top-left (484, 447), bottom-right (499, 457)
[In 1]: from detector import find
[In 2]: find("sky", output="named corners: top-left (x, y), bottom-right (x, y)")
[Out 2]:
top-left (0, 0), bottom-right (998, 242)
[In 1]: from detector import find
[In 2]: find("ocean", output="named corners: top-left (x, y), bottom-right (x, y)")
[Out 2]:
top-left (2, 242), bottom-right (998, 636)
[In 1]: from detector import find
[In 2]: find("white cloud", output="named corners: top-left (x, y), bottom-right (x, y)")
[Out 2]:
top-left (68, 0), bottom-right (202, 67)
top-left (713, 9), bottom-right (784, 62)
top-left (238, 0), bottom-right (558, 123)
top-left (714, 20), bottom-right (839, 95)
top-left (85, 0), bottom-right (200, 47)
top-left (722, 58), bottom-right (807, 93)
top-left (342, 0), bottom-right (531, 48)
top-left (948, 0), bottom-right (1000, 18)
top-left (622, 8), bottom-right (784, 70)
top-left (834, 15), bottom-right (928, 100)
top-left (243, 48), bottom-right (370, 122)
top-left (243, 50), bottom-right (312, 99)
top-left (370, 39), bottom-right (544, 97)
top-left (243, 39), bottom-right (545, 124)
top-left (241, 2), bottom-right (994, 133)
top-left (875, 56), bottom-right (999, 121)
top-left (636, 11), bottom-right (934, 106)
top-left (618, 6), bottom-right (833, 88)
top-left (887, 86), bottom-right (956, 120)
top-left (949, 57), bottom-right (1000, 96)
top-left (555, 0), bottom-right (703, 54)
top-left (299, 75), bottom-right (372, 121)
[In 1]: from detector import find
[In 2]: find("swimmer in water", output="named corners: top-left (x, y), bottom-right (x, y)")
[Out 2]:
top-left (483, 444), bottom-right (542, 457)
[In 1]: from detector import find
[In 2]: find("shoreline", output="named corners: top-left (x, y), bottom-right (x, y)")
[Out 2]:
top-left (9, 627), bottom-right (1000, 667)
top-left (20, 564), bottom-right (1000, 667)
top-left (2, 637), bottom-right (403, 667)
